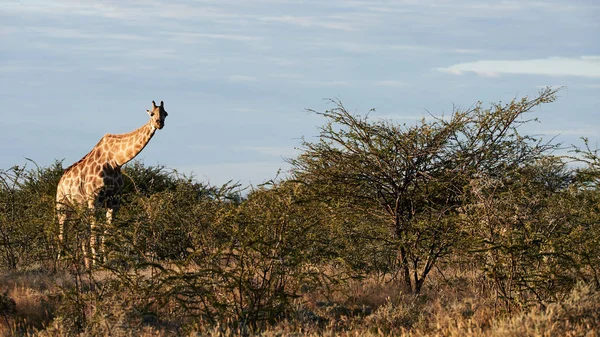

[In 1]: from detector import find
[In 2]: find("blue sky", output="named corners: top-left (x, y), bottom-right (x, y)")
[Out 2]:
top-left (2, 0), bottom-right (599, 186)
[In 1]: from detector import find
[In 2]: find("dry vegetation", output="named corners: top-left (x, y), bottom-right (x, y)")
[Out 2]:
top-left (1, 268), bottom-right (598, 336)
top-left (1, 89), bottom-right (599, 336)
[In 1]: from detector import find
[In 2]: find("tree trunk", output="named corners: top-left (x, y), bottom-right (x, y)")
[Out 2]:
top-left (395, 216), bottom-right (413, 293)
top-left (399, 246), bottom-right (412, 292)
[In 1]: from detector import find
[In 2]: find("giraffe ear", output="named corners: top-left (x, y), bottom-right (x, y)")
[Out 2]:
top-left (146, 109), bottom-right (152, 116)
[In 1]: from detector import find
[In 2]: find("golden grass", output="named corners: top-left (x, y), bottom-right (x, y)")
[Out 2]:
top-left (0, 267), bottom-right (598, 337)
top-left (0, 270), bottom-right (57, 336)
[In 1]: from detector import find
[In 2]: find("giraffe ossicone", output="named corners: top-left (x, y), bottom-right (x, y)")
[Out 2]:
top-left (56, 100), bottom-right (168, 268)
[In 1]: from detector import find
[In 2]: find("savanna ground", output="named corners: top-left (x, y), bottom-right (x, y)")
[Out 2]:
top-left (1, 88), bottom-right (599, 336)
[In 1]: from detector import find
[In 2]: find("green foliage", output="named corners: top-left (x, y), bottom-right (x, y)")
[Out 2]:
top-left (0, 160), bottom-right (64, 269)
top-left (289, 88), bottom-right (560, 293)
top-left (121, 161), bottom-right (180, 197)
top-left (203, 182), bottom-right (336, 328)
top-left (90, 180), bottom-right (342, 333)
top-left (109, 166), bottom-right (221, 261)
top-left (568, 139), bottom-right (600, 288)
top-left (464, 157), bottom-right (578, 307)
top-left (462, 143), bottom-right (600, 309)
top-left (572, 137), bottom-right (600, 188)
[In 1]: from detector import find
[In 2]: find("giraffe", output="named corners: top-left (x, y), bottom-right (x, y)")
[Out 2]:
top-left (56, 100), bottom-right (168, 268)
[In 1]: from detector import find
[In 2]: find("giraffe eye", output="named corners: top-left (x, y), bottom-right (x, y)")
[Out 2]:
top-left (150, 112), bottom-right (155, 116)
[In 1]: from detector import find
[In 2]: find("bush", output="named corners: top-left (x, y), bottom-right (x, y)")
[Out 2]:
top-left (0, 160), bottom-right (64, 269)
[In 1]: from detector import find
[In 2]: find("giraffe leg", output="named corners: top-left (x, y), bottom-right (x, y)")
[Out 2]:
top-left (85, 200), bottom-right (96, 268)
top-left (97, 207), bottom-right (114, 263)
top-left (82, 234), bottom-right (91, 269)
top-left (101, 202), bottom-right (119, 263)
top-left (56, 202), bottom-right (68, 260)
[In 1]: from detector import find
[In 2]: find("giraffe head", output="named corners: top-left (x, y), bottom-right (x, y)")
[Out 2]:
top-left (147, 100), bottom-right (169, 130)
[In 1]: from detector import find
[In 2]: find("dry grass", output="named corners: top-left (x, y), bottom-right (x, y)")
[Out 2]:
top-left (0, 266), bottom-right (598, 337)
top-left (0, 269), bottom-right (59, 336)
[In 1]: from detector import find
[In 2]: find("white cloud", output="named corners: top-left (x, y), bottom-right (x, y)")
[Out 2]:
top-left (438, 56), bottom-right (600, 78)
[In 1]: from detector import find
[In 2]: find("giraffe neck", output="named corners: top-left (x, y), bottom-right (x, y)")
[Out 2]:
top-left (107, 121), bottom-right (157, 167)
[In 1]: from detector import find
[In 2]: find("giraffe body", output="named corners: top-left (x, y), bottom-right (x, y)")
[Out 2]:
top-left (56, 101), bottom-right (168, 267)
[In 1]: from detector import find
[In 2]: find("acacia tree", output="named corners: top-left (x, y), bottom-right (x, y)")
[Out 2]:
top-left (464, 138), bottom-right (600, 308)
top-left (569, 139), bottom-right (600, 288)
top-left (289, 88), bottom-right (559, 294)
top-left (465, 157), bottom-right (575, 308)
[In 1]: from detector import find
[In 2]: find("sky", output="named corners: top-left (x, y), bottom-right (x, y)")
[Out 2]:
top-left (2, 0), bottom-right (599, 187)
